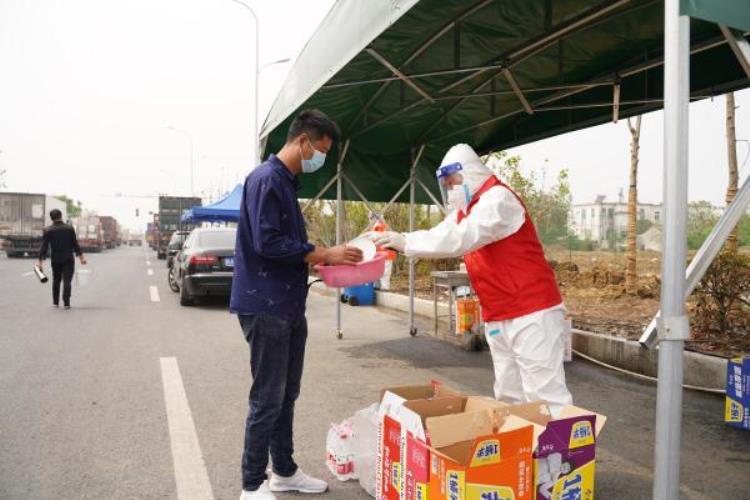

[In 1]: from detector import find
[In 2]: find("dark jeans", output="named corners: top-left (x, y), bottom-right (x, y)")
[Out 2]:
top-left (52, 259), bottom-right (75, 306)
top-left (238, 313), bottom-right (308, 491)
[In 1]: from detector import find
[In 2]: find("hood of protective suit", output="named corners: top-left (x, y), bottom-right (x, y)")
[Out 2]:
top-left (439, 144), bottom-right (494, 198)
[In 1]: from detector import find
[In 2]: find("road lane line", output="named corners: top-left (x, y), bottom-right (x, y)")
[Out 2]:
top-left (160, 357), bottom-right (215, 500)
top-left (150, 285), bottom-right (160, 302)
top-left (147, 269), bottom-right (154, 276)
top-left (147, 260), bottom-right (152, 266)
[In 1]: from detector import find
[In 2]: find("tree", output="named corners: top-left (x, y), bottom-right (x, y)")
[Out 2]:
top-left (636, 219), bottom-right (654, 235)
top-left (626, 115), bottom-right (642, 294)
top-left (687, 201), bottom-right (719, 250)
top-left (55, 195), bottom-right (83, 218)
top-left (725, 92), bottom-right (739, 253)
top-left (487, 151), bottom-right (572, 245)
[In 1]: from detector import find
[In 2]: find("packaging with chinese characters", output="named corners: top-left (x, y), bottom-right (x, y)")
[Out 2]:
top-left (400, 396), bottom-right (508, 500)
top-left (427, 410), bottom-right (535, 500)
top-left (498, 402), bottom-right (606, 500)
top-left (725, 355), bottom-right (750, 430)
top-left (376, 382), bottom-right (459, 500)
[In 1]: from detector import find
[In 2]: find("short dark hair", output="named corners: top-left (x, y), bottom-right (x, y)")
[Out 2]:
top-left (286, 109), bottom-right (341, 144)
top-left (50, 209), bottom-right (63, 221)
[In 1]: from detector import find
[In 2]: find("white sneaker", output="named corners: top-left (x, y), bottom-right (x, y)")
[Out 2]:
top-left (269, 469), bottom-right (328, 494)
top-left (239, 482), bottom-right (277, 500)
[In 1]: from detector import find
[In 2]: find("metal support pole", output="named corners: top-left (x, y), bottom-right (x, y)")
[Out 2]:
top-left (653, 2), bottom-right (689, 498)
top-left (405, 145), bottom-right (426, 337)
top-left (408, 151), bottom-right (418, 337)
top-left (335, 140), bottom-right (350, 340)
top-left (639, 172), bottom-right (750, 348)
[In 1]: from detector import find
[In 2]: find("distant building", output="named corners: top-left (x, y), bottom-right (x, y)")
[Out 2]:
top-left (571, 193), bottom-right (662, 249)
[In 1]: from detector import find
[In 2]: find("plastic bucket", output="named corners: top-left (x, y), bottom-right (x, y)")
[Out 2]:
top-left (76, 269), bottom-right (92, 286)
top-left (315, 254), bottom-right (385, 288)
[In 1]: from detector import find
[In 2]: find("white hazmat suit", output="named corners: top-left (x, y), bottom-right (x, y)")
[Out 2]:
top-left (372, 144), bottom-right (572, 409)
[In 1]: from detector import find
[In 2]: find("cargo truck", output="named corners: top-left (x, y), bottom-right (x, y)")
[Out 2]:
top-left (0, 192), bottom-right (67, 257)
top-left (72, 216), bottom-right (104, 253)
top-left (99, 215), bottom-right (119, 249)
top-left (156, 196), bottom-right (201, 259)
top-left (146, 221), bottom-right (157, 249)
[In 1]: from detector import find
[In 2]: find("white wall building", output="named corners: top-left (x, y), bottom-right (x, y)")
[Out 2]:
top-left (571, 193), bottom-right (662, 248)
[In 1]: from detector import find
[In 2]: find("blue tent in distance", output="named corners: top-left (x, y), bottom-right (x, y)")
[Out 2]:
top-left (181, 184), bottom-right (242, 223)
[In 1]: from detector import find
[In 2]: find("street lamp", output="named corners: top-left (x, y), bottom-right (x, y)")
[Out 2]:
top-left (229, 0), bottom-right (290, 165)
top-left (166, 126), bottom-right (194, 196)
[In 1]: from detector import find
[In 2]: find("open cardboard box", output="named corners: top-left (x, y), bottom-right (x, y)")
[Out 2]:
top-left (400, 396), bottom-right (507, 500)
top-left (497, 402), bottom-right (607, 500)
top-left (376, 382), bottom-right (459, 500)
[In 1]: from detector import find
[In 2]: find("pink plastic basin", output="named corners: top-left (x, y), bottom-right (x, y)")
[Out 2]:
top-left (315, 254), bottom-right (386, 288)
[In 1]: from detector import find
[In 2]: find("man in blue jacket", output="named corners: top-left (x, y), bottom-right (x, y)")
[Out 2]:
top-left (231, 109), bottom-right (362, 500)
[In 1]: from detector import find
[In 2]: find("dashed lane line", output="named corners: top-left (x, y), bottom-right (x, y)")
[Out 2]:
top-left (160, 357), bottom-right (215, 500)
top-left (150, 285), bottom-right (160, 302)
top-left (148, 269), bottom-right (154, 276)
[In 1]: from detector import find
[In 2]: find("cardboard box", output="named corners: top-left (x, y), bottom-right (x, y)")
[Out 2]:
top-left (725, 355), bottom-right (750, 430)
top-left (499, 403), bottom-right (606, 500)
top-left (400, 396), bottom-right (509, 500)
top-left (377, 382), bottom-right (459, 500)
top-left (427, 411), bottom-right (535, 500)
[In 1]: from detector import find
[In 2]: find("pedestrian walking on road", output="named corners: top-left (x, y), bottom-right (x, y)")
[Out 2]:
top-left (38, 209), bottom-right (87, 309)
top-left (230, 109), bottom-right (362, 500)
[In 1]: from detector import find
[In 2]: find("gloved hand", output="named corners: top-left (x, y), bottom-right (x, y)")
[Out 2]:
top-left (367, 231), bottom-right (406, 253)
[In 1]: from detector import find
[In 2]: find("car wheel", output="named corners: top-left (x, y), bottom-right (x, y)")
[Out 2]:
top-left (168, 268), bottom-right (180, 293)
top-left (180, 284), bottom-right (194, 306)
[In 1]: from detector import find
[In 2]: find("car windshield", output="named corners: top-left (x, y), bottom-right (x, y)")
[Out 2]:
top-left (198, 230), bottom-right (236, 248)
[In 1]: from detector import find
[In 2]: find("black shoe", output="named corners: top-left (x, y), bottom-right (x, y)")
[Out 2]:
top-left (64, 305), bottom-right (71, 310)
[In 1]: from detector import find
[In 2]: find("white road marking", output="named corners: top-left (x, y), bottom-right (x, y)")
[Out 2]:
top-left (150, 285), bottom-right (160, 302)
top-left (146, 260), bottom-right (152, 266)
top-left (22, 271), bottom-right (34, 277)
top-left (160, 357), bottom-right (215, 500)
top-left (147, 269), bottom-right (154, 276)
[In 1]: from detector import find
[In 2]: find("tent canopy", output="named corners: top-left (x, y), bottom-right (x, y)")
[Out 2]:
top-left (261, 0), bottom-right (750, 204)
top-left (181, 184), bottom-right (243, 223)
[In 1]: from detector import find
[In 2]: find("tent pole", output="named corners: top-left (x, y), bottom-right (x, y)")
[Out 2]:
top-left (653, 2), bottom-right (689, 499)
top-left (639, 172), bottom-right (750, 348)
top-left (335, 140), bottom-right (350, 340)
top-left (407, 145), bottom-right (425, 337)
top-left (409, 152), bottom-right (417, 337)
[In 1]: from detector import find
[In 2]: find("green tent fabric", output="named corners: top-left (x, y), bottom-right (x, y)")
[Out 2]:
top-left (681, 0), bottom-right (750, 32)
top-left (261, 0), bottom-right (750, 204)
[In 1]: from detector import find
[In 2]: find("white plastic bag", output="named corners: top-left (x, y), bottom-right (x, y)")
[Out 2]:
top-left (326, 421), bottom-right (356, 481)
top-left (76, 269), bottom-right (92, 286)
top-left (350, 404), bottom-right (379, 497)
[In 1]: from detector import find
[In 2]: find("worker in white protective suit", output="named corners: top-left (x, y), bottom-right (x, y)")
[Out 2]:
top-left (369, 144), bottom-right (572, 409)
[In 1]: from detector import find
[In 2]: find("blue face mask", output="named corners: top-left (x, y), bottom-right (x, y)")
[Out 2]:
top-left (300, 139), bottom-right (327, 173)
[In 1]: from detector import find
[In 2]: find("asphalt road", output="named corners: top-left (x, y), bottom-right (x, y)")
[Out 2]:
top-left (0, 246), bottom-right (748, 499)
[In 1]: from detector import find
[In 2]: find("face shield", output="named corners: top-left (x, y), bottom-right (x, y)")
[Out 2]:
top-left (436, 161), bottom-right (464, 208)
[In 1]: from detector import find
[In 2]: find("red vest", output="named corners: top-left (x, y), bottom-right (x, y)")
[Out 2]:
top-left (458, 176), bottom-right (562, 322)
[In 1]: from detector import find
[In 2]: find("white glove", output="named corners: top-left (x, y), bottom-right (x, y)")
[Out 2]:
top-left (367, 231), bottom-right (406, 253)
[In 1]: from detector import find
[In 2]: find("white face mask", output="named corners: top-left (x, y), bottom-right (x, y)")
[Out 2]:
top-left (447, 184), bottom-right (471, 211)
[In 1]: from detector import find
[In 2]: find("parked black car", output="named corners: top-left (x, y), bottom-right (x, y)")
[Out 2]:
top-left (174, 227), bottom-right (236, 306)
top-left (166, 230), bottom-right (190, 269)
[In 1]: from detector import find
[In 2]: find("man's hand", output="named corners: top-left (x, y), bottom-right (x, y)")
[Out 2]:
top-left (367, 231), bottom-right (406, 253)
top-left (324, 245), bottom-right (363, 265)
top-left (80, 256), bottom-right (87, 265)
top-left (37, 260), bottom-right (43, 270)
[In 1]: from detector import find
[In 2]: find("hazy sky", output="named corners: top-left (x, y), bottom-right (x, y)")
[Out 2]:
top-left (1, 0), bottom-right (749, 232)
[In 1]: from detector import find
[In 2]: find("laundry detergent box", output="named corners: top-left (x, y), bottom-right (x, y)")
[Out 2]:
top-left (499, 402), bottom-right (606, 500)
top-left (399, 396), bottom-right (509, 500)
top-left (427, 409), bottom-right (535, 500)
top-left (725, 355), bottom-right (750, 430)
top-left (377, 382), bottom-right (460, 500)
